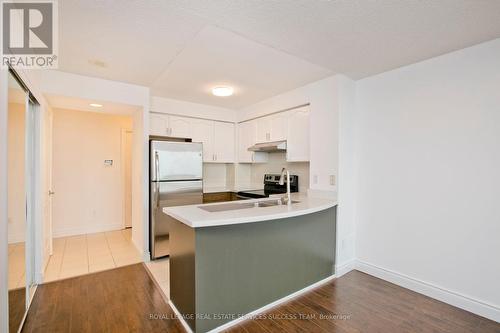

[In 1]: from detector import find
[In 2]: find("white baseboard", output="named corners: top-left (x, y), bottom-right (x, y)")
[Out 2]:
top-left (355, 260), bottom-right (500, 323)
top-left (335, 258), bottom-right (356, 278)
top-left (168, 300), bottom-right (194, 333)
top-left (52, 223), bottom-right (124, 238)
top-left (7, 232), bottom-right (25, 244)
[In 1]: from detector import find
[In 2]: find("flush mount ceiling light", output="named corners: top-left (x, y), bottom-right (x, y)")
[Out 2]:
top-left (212, 86), bottom-right (234, 97)
top-left (89, 103), bottom-right (103, 108)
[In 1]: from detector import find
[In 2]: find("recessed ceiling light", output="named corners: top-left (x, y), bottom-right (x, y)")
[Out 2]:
top-left (89, 103), bottom-right (103, 108)
top-left (212, 86), bottom-right (234, 97)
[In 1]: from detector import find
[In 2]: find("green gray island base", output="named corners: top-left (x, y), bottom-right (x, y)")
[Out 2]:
top-left (167, 200), bottom-right (337, 333)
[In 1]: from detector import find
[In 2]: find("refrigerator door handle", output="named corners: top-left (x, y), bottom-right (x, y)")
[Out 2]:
top-left (155, 152), bottom-right (161, 208)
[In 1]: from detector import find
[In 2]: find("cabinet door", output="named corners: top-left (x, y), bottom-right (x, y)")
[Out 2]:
top-left (169, 115), bottom-right (191, 138)
top-left (238, 121), bottom-right (256, 163)
top-left (270, 112), bottom-right (288, 141)
top-left (286, 108), bottom-right (310, 162)
top-left (190, 119), bottom-right (214, 163)
top-left (213, 122), bottom-right (235, 163)
top-left (150, 114), bottom-right (169, 136)
top-left (256, 116), bottom-right (272, 143)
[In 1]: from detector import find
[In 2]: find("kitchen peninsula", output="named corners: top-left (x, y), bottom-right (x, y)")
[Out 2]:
top-left (163, 194), bottom-right (337, 333)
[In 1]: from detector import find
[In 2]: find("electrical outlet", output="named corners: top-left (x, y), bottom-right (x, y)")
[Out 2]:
top-left (313, 175), bottom-right (318, 184)
top-left (330, 175), bottom-right (336, 186)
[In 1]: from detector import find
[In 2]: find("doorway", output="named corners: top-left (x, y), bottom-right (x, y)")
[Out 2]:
top-left (43, 108), bottom-right (139, 282)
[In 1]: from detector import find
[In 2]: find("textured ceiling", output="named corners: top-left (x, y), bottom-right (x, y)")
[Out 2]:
top-left (150, 26), bottom-right (331, 108)
top-left (177, 0), bottom-right (500, 79)
top-left (57, 0), bottom-right (500, 108)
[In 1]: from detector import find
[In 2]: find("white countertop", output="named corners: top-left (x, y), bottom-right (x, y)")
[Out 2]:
top-left (203, 184), bottom-right (263, 194)
top-left (163, 193), bottom-right (337, 228)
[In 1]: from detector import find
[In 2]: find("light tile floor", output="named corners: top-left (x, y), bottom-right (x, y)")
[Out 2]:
top-left (44, 229), bottom-right (142, 282)
top-left (8, 242), bottom-right (26, 290)
top-left (145, 258), bottom-right (170, 298)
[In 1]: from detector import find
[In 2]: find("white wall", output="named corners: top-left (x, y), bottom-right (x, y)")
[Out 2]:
top-left (51, 108), bottom-right (132, 237)
top-left (151, 96), bottom-right (237, 122)
top-left (353, 38), bottom-right (500, 321)
top-left (336, 76), bottom-right (357, 272)
top-left (7, 103), bottom-right (26, 243)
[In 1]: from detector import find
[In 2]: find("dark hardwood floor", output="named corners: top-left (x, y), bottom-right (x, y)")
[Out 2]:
top-left (9, 288), bottom-right (26, 333)
top-left (226, 271), bottom-right (500, 333)
top-left (21, 264), bottom-right (184, 333)
top-left (21, 265), bottom-right (500, 333)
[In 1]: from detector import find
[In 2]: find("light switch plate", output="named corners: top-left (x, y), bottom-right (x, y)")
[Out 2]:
top-left (330, 175), bottom-right (336, 186)
top-left (313, 175), bottom-right (318, 184)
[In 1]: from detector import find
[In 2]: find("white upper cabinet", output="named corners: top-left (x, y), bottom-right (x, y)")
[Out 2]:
top-left (150, 108), bottom-right (309, 164)
top-left (237, 121), bottom-right (255, 163)
top-left (213, 122), bottom-right (235, 163)
top-left (270, 112), bottom-right (288, 141)
top-left (237, 120), bottom-right (269, 164)
top-left (256, 113), bottom-right (288, 142)
top-left (190, 118), bottom-right (214, 163)
top-left (169, 116), bottom-right (191, 138)
top-left (256, 116), bottom-right (272, 143)
top-left (150, 114), bottom-right (169, 136)
top-left (286, 107), bottom-right (310, 162)
top-left (149, 113), bottom-right (234, 163)
top-left (149, 114), bottom-right (191, 138)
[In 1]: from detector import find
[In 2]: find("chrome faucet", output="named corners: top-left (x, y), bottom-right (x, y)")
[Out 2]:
top-left (279, 167), bottom-right (292, 206)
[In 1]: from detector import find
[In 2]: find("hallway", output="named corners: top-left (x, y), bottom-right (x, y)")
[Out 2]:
top-left (43, 229), bottom-right (141, 282)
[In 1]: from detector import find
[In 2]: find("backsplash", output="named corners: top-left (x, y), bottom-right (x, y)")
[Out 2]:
top-left (250, 153), bottom-right (310, 192)
top-left (203, 154), bottom-right (310, 191)
top-left (203, 164), bottom-right (227, 187)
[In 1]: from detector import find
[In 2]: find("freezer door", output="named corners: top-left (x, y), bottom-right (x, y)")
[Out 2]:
top-left (151, 141), bottom-right (203, 181)
top-left (151, 180), bottom-right (203, 259)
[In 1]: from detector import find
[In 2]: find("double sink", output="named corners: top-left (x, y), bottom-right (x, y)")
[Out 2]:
top-left (199, 198), bottom-right (300, 213)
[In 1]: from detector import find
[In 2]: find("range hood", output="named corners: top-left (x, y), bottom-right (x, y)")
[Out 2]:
top-left (248, 140), bottom-right (287, 152)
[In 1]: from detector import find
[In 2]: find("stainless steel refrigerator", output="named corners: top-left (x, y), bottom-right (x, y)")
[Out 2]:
top-left (150, 140), bottom-right (203, 259)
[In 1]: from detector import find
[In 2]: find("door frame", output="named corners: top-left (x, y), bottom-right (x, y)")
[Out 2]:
top-left (121, 128), bottom-right (133, 229)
